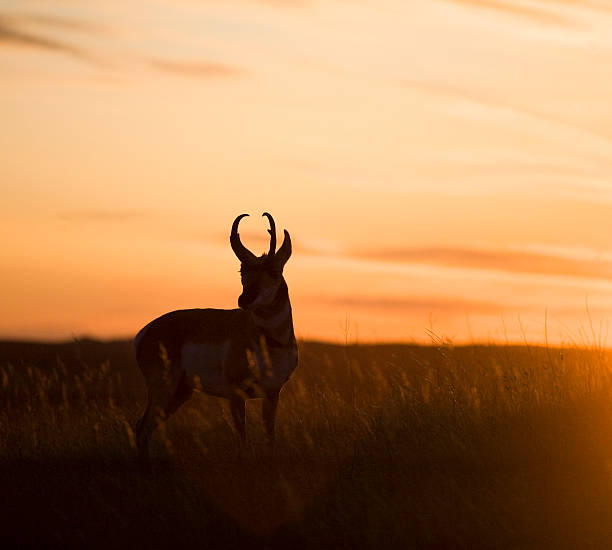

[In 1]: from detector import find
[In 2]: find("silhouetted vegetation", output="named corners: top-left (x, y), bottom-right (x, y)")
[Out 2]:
top-left (0, 339), bottom-right (611, 549)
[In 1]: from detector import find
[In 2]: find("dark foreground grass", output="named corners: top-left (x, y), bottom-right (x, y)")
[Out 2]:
top-left (1, 339), bottom-right (611, 549)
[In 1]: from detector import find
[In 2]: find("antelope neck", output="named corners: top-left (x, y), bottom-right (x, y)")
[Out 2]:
top-left (251, 283), bottom-right (294, 344)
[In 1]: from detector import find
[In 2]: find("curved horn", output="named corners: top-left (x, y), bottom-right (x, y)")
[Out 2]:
top-left (230, 214), bottom-right (256, 263)
top-left (262, 212), bottom-right (276, 256)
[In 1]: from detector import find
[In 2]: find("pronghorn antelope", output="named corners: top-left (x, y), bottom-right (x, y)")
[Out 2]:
top-left (134, 213), bottom-right (297, 461)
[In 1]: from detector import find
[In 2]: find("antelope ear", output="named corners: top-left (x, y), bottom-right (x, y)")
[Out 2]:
top-left (274, 230), bottom-right (292, 268)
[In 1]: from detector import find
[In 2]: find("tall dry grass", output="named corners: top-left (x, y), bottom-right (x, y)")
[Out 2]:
top-left (0, 338), bottom-right (611, 549)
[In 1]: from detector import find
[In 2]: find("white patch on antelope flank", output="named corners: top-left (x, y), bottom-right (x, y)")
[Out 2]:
top-left (259, 345), bottom-right (298, 390)
top-left (181, 340), bottom-right (229, 394)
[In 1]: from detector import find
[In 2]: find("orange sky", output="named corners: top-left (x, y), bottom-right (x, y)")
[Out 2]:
top-left (1, 0), bottom-right (612, 345)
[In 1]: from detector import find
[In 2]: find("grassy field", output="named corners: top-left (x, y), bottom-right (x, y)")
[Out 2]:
top-left (1, 338), bottom-right (611, 549)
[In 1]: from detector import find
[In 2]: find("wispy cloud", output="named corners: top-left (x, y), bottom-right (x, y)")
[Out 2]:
top-left (442, 0), bottom-right (577, 27)
top-left (17, 13), bottom-right (106, 34)
top-left (242, 0), bottom-right (308, 7)
top-left (150, 59), bottom-right (243, 78)
top-left (58, 210), bottom-right (149, 222)
top-left (0, 13), bottom-right (101, 62)
top-left (401, 77), bottom-right (612, 148)
top-left (2, 11), bottom-right (243, 78)
top-left (0, 18), bottom-right (82, 56)
top-left (320, 295), bottom-right (509, 315)
top-left (350, 246), bottom-right (612, 281)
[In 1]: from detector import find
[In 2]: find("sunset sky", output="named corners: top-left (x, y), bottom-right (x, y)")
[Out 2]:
top-left (2, 0), bottom-right (612, 344)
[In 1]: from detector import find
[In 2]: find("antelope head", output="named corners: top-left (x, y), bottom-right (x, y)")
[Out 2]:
top-left (230, 212), bottom-right (292, 310)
